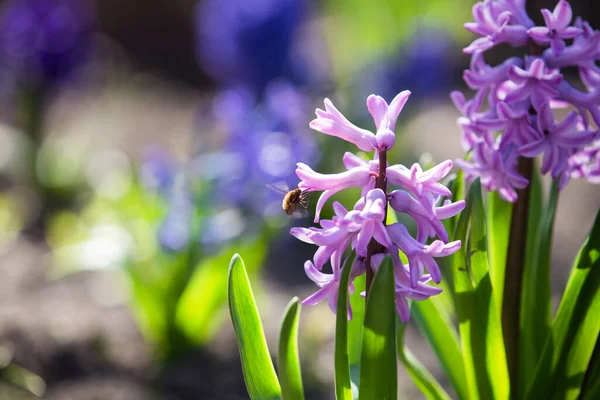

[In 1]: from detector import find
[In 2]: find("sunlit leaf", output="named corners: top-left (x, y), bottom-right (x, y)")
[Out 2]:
top-left (397, 319), bottom-right (452, 400)
top-left (278, 297), bottom-right (304, 400)
top-left (452, 180), bottom-right (509, 399)
top-left (485, 190), bottom-right (513, 307)
top-left (519, 174), bottom-right (554, 394)
top-left (358, 256), bottom-right (397, 400)
top-left (580, 337), bottom-right (600, 400)
top-left (412, 298), bottom-right (468, 400)
top-left (228, 254), bottom-right (281, 400)
top-left (525, 207), bottom-right (600, 400)
top-left (334, 255), bottom-right (355, 400)
top-left (176, 239), bottom-right (267, 344)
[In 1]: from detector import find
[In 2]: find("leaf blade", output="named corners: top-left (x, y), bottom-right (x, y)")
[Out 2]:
top-left (453, 180), bottom-right (510, 400)
top-left (518, 174), bottom-right (554, 395)
top-left (358, 257), bottom-right (397, 400)
top-left (411, 297), bottom-right (468, 400)
top-left (228, 254), bottom-right (281, 400)
top-left (525, 207), bottom-right (600, 400)
top-left (278, 298), bottom-right (304, 400)
top-left (335, 255), bottom-right (355, 400)
top-left (397, 318), bottom-right (453, 400)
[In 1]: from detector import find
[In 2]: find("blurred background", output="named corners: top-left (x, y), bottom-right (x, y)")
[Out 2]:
top-left (0, 0), bottom-right (597, 399)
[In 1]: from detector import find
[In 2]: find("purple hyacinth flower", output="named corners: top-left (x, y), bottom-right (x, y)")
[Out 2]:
top-left (456, 141), bottom-right (529, 202)
top-left (520, 103), bottom-right (597, 178)
top-left (387, 222), bottom-right (461, 287)
top-left (366, 90), bottom-right (411, 150)
top-left (302, 250), bottom-right (356, 319)
top-left (463, 0), bottom-right (530, 54)
top-left (388, 190), bottom-right (465, 242)
top-left (386, 160), bottom-right (453, 198)
top-left (310, 98), bottom-right (377, 151)
top-left (463, 52), bottom-right (523, 91)
top-left (527, 0), bottom-right (582, 56)
top-left (296, 162), bottom-right (374, 222)
top-left (371, 252), bottom-right (443, 323)
top-left (482, 101), bottom-right (539, 146)
top-left (505, 58), bottom-right (562, 110)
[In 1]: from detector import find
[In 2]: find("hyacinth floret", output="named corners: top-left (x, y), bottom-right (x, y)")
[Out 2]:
top-left (291, 91), bottom-right (465, 322)
top-left (454, 0), bottom-right (600, 200)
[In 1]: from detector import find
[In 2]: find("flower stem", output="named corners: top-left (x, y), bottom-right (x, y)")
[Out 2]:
top-left (365, 150), bottom-right (388, 296)
top-left (502, 156), bottom-right (533, 392)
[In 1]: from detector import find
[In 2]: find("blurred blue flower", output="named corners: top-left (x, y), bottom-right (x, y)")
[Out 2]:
top-left (158, 190), bottom-right (194, 253)
top-left (139, 150), bottom-right (195, 253)
top-left (355, 28), bottom-right (454, 114)
top-left (195, 0), bottom-right (311, 91)
top-left (0, 0), bottom-right (95, 87)
top-left (194, 81), bottom-right (319, 218)
top-left (140, 147), bottom-right (177, 197)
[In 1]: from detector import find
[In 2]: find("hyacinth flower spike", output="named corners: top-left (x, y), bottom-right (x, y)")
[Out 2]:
top-left (292, 91), bottom-right (462, 322)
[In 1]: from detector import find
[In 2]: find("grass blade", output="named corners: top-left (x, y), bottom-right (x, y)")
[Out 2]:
top-left (485, 190), bottom-right (513, 308)
top-left (334, 255), bottom-right (355, 400)
top-left (525, 207), bottom-right (600, 400)
top-left (412, 298), bottom-right (468, 400)
top-left (518, 175), bottom-right (554, 395)
top-left (228, 254), bottom-right (281, 400)
top-left (278, 297), bottom-right (304, 400)
top-left (453, 180), bottom-right (510, 400)
top-left (397, 318), bottom-right (452, 400)
top-left (358, 256), bottom-right (397, 400)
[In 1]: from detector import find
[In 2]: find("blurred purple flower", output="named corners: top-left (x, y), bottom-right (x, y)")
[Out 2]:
top-left (195, 82), bottom-right (319, 218)
top-left (158, 190), bottom-right (194, 253)
top-left (292, 92), bottom-right (462, 322)
top-left (0, 0), bottom-right (95, 87)
top-left (454, 0), bottom-right (600, 200)
top-left (195, 0), bottom-right (319, 91)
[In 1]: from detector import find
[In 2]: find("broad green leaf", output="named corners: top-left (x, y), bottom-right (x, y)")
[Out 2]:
top-left (359, 257), bottom-right (397, 400)
top-left (348, 273), bottom-right (365, 398)
top-left (452, 180), bottom-right (509, 400)
top-left (177, 239), bottom-right (267, 344)
top-left (486, 190), bottom-right (513, 308)
top-left (278, 298), bottom-right (304, 400)
top-left (334, 256), bottom-right (355, 400)
top-left (397, 319), bottom-right (452, 400)
top-left (412, 298), bottom-right (468, 400)
top-left (580, 337), bottom-right (600, 400)
top-left (519, 175), bottom-right (555, 394)
top-left (525, 207), bottom-right (600, 400)
top-left (228, 254), bottom-right (281, 400)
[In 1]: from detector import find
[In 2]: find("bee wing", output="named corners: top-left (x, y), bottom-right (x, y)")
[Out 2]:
top-left (288, 207), bottom-right (310, 220)
top-left (266, 181), bottom-right (291, 194)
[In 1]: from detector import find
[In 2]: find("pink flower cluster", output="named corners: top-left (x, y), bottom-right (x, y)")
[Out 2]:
top-left (291, 92), bottom-right (464, 322)
top-left (454, 0), bottom-right (600, 201)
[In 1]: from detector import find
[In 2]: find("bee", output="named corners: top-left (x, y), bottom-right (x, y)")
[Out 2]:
top-left (267, 183), bottom-right (310, 219)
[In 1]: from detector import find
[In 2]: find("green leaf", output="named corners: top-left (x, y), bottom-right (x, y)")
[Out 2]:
top-left (348, 273), bottom-right (365, 398)
top-left (228, 254), bottom-right (281, 400)
top-left (334, 256), bottom-right (355, 400)
top-left (278, 298), bottom-right (304, 400)
top-left (452, 180), bottom-right (510, 400)
top-left (485, 190), bottom-right (513, 308)
top-left (525, 207), bottom-right (600, 400)
top-left (518, 175), bottom-right (555, 395)
top-left (412, 298), bottom-right (468, 400)
top-left (358, 256), bottom-right (397, 400)
top-left (397, 319), bottom-right (452, 400)
top-left (580, 336), bottom-right (600, 400)
top-left (177, 239), bottom-right (267, 345)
